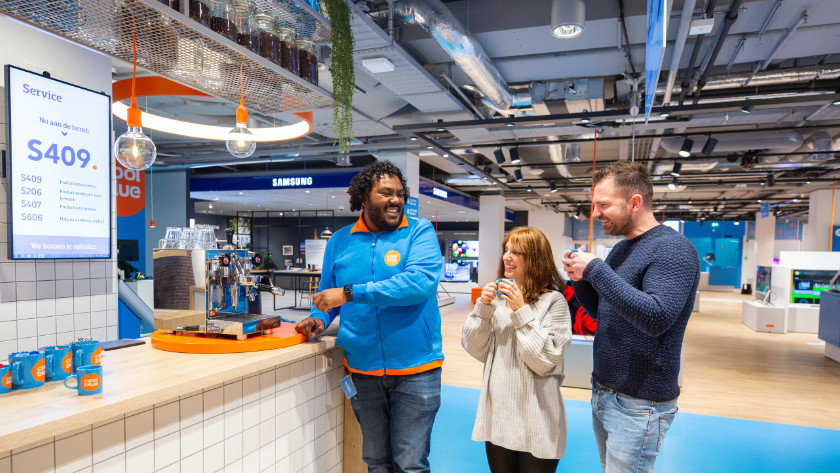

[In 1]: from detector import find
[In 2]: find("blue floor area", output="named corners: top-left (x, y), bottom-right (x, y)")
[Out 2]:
top-left (431, 385), bottom-right (840, 472)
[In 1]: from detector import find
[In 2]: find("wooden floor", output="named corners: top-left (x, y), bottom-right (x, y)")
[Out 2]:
top-left (439, 290), bottom-right (840, 430)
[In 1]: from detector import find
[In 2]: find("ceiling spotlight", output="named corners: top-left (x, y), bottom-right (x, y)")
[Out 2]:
top-left (513, 169), bottom-right (524, 182)
top-left (701, 137), bottom-right (718, 156)
top-left (493, 148), bottom-right (505, 164)
top-left (660, 112), bottom-right (670, 119)
top-left (580, 117), bottom-right (591, 124)
top-left (551, 0), bottom-right (585, 38)
top-left (509, 147), bottom-right (522, 164)
top-left (767, 174), bottom-right (776, 187)
top-left (667, 177), bottom-right (679, 191)
top-left (574, 209), bottom-right (582, 220)
top-left (527, 186), bottom-right (533, 192)
top-left (679, 138), bottom-right (693, 158)
top-left (549, 181), bottom-right (558, 193)
top-left (505, 122), bottom-right (515, 127)
top-left (410, 136), bottom-right (418, 141)
top-left (442, 153), bottom-right (449, 158)
top-left (426, 145), bottom-right (434, 149)
top-left (671, 162), bottom-right (682, 177)
top-left (833, 99), bottom-right (840, 105)
top-left (741, 105), bottom-right (753, 113)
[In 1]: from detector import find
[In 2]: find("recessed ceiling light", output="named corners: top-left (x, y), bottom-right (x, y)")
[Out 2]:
top-left (239, 192), bottom-right (243, 195)
top-left (361, 56), bottom-right (395, 74)
top-left (305, 190), bottom-right (310, 193)
top-left (442, 153), bottom-right (449, 157)
top-left (410, 137), bottom-right (418, 141)
top-left (426, 146), bottom-right (434, 149)
top-left (331, 195), bottom-right (335, 198)
top-left (757, 199), bottom-right (762, 203)
top-left (208, 204), bottom-right (213, 209)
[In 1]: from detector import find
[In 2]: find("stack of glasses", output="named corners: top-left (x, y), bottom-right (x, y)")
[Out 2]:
top-left (158, 225), bottom-right (218, 249)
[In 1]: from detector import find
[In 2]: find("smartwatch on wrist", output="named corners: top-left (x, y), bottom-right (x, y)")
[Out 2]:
top-left (343, 284), bottom-right (353, 302)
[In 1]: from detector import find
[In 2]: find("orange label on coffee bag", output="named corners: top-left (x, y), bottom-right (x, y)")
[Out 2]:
top-left (33, 359), bottom-right (46, 381)
top-left (81, 374), bottom-right (101, 391)
top-left (384, 250), bottom-right (401, 266)
top-left (91, 347), bottom-right (102, 365)
top-left (62, 353), bottom-right (73, 373)
top-left (1, 372), bottom-right (11, 389)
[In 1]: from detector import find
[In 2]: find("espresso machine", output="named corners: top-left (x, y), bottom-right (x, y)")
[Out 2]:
top-left (157, 228), bottom-right (290, 340)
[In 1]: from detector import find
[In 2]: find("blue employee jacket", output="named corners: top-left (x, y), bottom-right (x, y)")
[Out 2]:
top-left (310, 213), bottom-right (444, 375)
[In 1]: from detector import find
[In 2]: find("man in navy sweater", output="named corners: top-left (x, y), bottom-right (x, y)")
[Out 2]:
top-left (562, 161), bottom-right (700, 473)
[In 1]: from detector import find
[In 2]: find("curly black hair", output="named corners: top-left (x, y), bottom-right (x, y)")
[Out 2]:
top-left (347, 160), bottom-right (410, 212)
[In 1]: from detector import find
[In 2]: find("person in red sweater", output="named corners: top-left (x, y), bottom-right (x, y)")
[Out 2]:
top-left (564, 284), bottom-right (597, 335)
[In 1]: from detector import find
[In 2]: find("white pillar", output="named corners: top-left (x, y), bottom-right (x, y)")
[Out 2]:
top-left (528, 209), bottom-right (567, 275)
top-left (378, 151), bottom-right (419, 196)
top-left (478, 195), bottom-right (505, 284)
top-left (804, 189), bottom-right (840, 251)
top-left (755, 211), bottom-right (776, 267)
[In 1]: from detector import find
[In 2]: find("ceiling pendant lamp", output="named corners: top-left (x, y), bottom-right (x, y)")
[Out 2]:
top-left (114, 23), bottom-right (156, 170)
top-left (551, 0), bottom-right (585, 38)
top-left (679, 138), bottom-right (693, 158)
top-left (226, 65), bottom-right (257, 159)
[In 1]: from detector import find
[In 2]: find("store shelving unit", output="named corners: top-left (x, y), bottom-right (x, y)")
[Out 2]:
top-left (0, 0), bottom-right (334, 114)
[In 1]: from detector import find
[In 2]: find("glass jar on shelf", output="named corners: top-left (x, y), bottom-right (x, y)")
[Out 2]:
top-left (209, 0), bottom-right (236, 42)
top-left (233, 0), bottom-right (259, 53)
top-left (254, 12), bottom-right (279, 65)
top-left (297, 38), bottom-right (318, 85)
top-left (157, 0), bottom-right (180, 11)
top-left (189, 0), bottom-right (211, 27)
top-left (277, 26), bottom-right (298, 74)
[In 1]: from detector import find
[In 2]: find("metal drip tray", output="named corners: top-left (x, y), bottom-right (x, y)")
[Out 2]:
top-left (0, 0), bottom-right (333, 114)
top-left (176, 312), bottom-right (288, 339)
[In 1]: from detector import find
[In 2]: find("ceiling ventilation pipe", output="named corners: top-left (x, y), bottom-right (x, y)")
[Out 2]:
top-left (396, 0), bottom-right (531, 112)
top-left (657, 64), bottom-right (840, 95)
top-left (692, 0), bottom-right (745, 103)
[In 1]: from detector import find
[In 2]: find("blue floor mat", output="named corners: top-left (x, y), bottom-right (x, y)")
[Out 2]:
top-left (431, 385), bottom-right (840, 472)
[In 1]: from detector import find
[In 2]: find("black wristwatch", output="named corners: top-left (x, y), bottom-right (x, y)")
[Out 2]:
top-left (344, 284), bottom-right (353, 302)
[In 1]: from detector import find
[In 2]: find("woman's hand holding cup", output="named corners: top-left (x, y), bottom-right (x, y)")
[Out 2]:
top-left (479, 282), bottom-right (497, 305)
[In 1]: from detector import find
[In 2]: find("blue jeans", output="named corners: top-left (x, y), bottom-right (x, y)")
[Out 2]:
top-left (350, 368), bottom-right (441, 473)
top-left (591, 379), bottom-right (678, 473)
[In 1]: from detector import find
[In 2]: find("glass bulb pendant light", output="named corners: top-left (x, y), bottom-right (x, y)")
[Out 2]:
top-left (226, 65), bottom-right (256, 158)
top-left (114, 23), bottom-right (156, 170)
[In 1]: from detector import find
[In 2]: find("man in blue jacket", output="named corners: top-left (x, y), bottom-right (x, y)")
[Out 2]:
top-left (296, 160), bottom-right (444, 473)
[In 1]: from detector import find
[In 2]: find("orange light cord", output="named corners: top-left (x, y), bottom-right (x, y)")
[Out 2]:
top-left (588, 132), bottom-right (598, 251)
top-left (831, 182), bottom-right (836, 252)
top-left (126, 20), bottom-right (141, 127)
top-left (236, 64), bottom-right (248, 124)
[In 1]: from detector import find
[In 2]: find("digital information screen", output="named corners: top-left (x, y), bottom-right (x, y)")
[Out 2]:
top-left (5, 65), bottom-right (111, 259)
top-left (790, 269), bottom-right (835, 304)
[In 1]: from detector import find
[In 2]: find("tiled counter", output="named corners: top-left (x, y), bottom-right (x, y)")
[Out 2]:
top-left (0, 337), bottom-right (345, 473)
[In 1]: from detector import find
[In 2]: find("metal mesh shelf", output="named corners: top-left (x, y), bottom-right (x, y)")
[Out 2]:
top-left (0, 0), bottom-right (334, 114)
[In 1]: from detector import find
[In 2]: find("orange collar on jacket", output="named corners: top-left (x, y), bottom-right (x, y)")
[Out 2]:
top-left (351, 212), bottom-right (409, 233)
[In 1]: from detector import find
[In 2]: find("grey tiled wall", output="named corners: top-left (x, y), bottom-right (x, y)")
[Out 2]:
top-left (0, 160), bottom-right (120, 360)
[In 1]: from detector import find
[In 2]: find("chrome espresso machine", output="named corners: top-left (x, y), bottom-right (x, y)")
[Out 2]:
top-left (154, 228), bottom-right (289, 339)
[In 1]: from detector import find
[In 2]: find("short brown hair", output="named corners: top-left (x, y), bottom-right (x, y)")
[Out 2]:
top-left (496, 227), bottom-right (565, 304)
top-left (593, 161), bottom-right (653, 208)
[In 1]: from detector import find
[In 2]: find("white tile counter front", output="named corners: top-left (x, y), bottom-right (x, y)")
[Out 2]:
top-left (0, 337), bottom-right (345, 473)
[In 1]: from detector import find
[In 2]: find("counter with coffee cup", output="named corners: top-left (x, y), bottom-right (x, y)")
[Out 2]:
top-left (0, 334), bottom-right (348, 473)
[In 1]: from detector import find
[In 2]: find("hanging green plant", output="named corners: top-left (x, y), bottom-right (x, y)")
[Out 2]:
top-left (323, 0), bottom-right (355, 156)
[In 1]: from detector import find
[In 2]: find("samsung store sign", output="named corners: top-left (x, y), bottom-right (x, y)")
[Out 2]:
top-left (272, 176), bottom-right (314, 187)
top-left (432, 187), bottom-right (448, 199)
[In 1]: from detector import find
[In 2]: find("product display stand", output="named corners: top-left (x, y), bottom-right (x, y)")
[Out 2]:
top-left (150, 322), bottom-right (305, 353)
top-left (742, 300), bottom-right (787, 333)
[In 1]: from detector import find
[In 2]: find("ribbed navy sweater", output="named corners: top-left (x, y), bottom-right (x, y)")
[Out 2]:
top-left (572, 225), bottom-right (700, 402)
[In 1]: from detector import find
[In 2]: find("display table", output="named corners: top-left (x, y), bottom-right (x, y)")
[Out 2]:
top-left (787, 304), bottom-right (820, 333)
top-left (742, 300), bottom-right (787, 333)
top-left (0, 336), bottom-right (347, 473)
top-left (818, 290), bottom-right (840, 363)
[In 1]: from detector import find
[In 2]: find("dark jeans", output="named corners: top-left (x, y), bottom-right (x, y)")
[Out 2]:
top-left (350, 368), bottom-right (442, 473)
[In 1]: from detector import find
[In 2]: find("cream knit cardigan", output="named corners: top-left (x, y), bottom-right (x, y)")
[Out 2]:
top-left (461, 290), bottom-right (572, 460)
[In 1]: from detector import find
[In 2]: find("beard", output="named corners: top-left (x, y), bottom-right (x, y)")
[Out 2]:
top-left (366, 202), bottom-right (403, 232)
top-left (601, 212), bottom-right (633, 236)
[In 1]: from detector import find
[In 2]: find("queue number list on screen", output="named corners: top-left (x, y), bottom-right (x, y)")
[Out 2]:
top-left (5, 65), bottom-right (111, 259)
